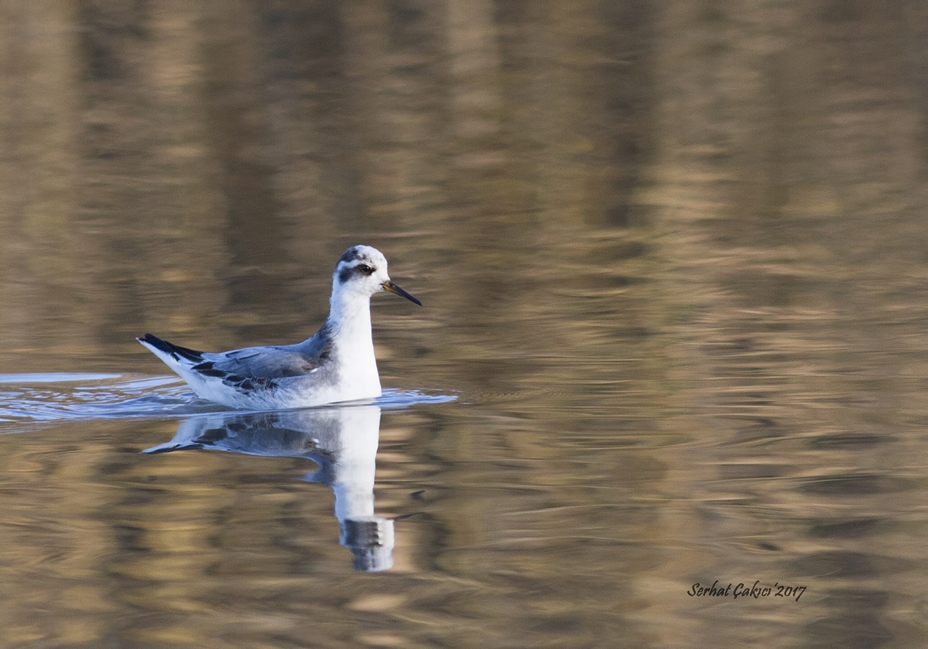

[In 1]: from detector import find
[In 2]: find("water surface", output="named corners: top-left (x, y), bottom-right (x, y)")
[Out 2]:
top-left (2, 2), bottom-right (928, 648)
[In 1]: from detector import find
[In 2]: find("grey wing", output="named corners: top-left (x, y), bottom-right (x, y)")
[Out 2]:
top-left (191, 344), bottom-right (322, 391)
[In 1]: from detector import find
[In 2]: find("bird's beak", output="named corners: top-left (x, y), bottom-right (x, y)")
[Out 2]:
top-left (382, 280), bottom-right (422, 306)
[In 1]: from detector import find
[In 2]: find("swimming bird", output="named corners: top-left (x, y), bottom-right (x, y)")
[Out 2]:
top-left (137, 245), bottom-right (421, 409)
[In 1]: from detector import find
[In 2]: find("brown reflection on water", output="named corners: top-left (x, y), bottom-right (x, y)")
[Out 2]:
top-left (2, 1), bottom-right (928, 648)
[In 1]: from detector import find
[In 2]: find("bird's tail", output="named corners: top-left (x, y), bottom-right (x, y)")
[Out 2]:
top-left (137, 333), bottom-right (205, 364)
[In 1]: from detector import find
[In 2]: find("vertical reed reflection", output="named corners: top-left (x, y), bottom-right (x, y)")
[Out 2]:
top-left (1, 1), bottom-right (928, 648)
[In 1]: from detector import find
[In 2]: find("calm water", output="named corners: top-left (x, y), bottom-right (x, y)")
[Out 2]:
top-left (3, 3), bottom-right (928, 648)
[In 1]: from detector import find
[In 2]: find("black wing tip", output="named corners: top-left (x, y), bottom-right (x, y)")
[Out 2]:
top-left (137, 333), bottom-right (205, 363)
top-left (137, 333), bottom-right (168, 350)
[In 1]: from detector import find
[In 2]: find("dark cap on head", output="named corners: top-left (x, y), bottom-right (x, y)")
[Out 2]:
top-left (338, 246), bottom-right (367, 265)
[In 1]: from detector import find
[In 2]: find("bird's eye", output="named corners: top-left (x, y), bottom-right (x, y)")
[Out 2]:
top-left (358, 264), bottom-right (375, 275)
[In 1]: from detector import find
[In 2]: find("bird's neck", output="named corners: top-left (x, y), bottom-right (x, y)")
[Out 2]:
top-left (323, 287), bottom-right (382, 400)
top-left (327, 292), bottom-right (375, 357)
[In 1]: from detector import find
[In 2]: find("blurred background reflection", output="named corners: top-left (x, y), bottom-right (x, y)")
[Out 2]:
top-left (2, 1), bottom-right (928, 648)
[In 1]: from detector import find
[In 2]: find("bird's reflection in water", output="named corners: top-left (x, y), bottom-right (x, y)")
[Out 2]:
top-left (144, 405), bottom-right (394, 572)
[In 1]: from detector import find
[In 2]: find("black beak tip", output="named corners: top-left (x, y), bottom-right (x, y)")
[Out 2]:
top-left (384, 281), bottom-right (422, 306)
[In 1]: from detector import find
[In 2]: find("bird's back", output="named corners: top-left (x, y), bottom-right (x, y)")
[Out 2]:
top-left (137, 326), bottom-right (340, 408)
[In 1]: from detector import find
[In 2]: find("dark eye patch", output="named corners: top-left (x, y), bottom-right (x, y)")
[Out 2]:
top-left (337, 261), bottom-right (376, 283)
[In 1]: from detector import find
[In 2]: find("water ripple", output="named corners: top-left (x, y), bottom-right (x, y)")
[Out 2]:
top-left (0, 373), bottom-right (455, 431)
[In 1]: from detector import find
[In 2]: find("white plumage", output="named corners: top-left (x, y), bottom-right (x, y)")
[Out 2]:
top-left (137, 245), bottom-right (421, 409)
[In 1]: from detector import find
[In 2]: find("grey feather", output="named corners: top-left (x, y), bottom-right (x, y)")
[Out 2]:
top-left (190, 323), bottom-right (335, 391)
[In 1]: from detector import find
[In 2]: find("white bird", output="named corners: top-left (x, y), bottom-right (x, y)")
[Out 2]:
top-left (137, 245), bottom-right (421, 410)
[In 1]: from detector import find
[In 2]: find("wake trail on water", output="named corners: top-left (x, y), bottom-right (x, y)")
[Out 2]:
top-left (0, 373), bottom-right (455, 432)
